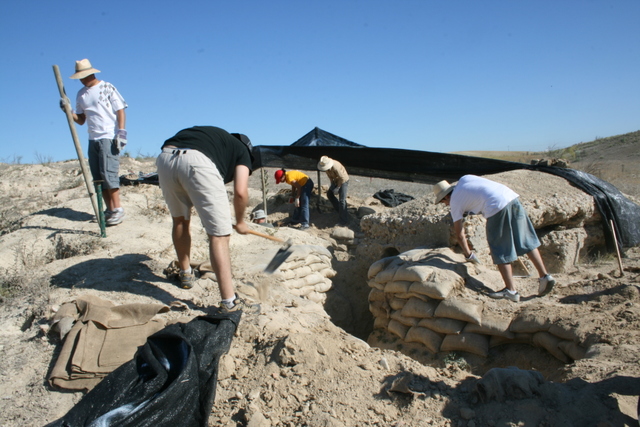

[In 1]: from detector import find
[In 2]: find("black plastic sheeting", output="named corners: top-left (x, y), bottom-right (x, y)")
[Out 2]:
top-left (253, 145), bottom-right (524, 184)
top-left (47, 312), bottom-right (241, 427)
top-left (252, 144), bottom-right (640, 250)
top-left (373, 189), bottom-right (415, 207)
top-left (534, 166), bottom-right (640, 250)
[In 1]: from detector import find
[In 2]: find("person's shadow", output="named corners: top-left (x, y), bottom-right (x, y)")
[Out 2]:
top-left (50, 253), bottom-right (180, 305)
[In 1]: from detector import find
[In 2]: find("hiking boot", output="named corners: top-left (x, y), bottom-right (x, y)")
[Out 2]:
top-left (300, 224), bottom-right (310, 230)
top-left (489, 288), bottom-right (520, 302)
top-left (219, 295), bottom-right (261, 315)
top-left (538, 274), bottom-right (556, 296)
top-left (106, 209), bottom-right (125, 226)
top-left (179, 271), bottom-right (196, 289)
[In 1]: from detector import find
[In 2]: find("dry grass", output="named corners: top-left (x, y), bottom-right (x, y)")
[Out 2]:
top-left (52, 235), bottom-right (106, 260)
top-left (139, 193), bottom-right (170, 218)
top-left (0, 206), bottom-right (22, 237)
top-left (0, 243), bottom-right (52, 316)
top-left (1, 235), bottom-right (106, 311)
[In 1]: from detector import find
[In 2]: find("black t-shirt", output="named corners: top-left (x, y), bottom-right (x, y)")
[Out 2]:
top-left (162, 126), bottom-right (252, 183)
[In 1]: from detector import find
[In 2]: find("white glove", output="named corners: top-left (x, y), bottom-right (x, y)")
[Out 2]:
top-left (116, 129), bottom-right (128, 152)
top-left (332, 187), bottom-right (340, 196)
top-left (59, 97), bottom-right (71, 112)
top-left (465, 252), bottom-right (480, 265)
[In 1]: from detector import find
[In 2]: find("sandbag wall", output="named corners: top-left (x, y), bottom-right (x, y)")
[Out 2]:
top-left (366, 248), bottom-right (589, 362)
top-left (273, 244), bottom-right (336, 304)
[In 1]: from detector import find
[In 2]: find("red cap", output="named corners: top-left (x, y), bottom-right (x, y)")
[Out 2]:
top-left (274, 169), bottom-right (285, 183)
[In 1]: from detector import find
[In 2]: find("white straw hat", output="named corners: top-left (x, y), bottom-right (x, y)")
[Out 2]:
top-left (70, 59), bottom-right (101, 79)
top-left (317, 156), bottom-right (334, 171)
top-left (252, 209), bottom-right (266, 220)
top-left (433, 180), bottom-right (455, 203)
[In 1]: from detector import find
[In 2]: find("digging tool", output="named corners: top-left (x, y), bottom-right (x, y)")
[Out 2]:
top-left (243, 228), bottom-right (293, 273)
top-left (52, 64), bottom-right (105, 235)
top-left (245, 228), bottom-right (286, 243)
top-left (514, 258), bottom-right (531, 278)
top-left (93, 181), bottom-right (107, 238)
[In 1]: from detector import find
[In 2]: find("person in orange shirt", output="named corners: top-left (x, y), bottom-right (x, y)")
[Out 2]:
top-left (275, 169), bottom-right (314, 230)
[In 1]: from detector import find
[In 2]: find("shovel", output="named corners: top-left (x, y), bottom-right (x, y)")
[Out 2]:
top-left (244, 229), bottom-right (293, 274)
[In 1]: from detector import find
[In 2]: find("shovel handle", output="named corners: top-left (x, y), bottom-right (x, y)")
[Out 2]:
top-left (245, 228), bottom-right (285, 243)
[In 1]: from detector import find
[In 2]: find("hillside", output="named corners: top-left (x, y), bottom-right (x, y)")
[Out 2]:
top-left (455, 129), bottom-right (640, 199)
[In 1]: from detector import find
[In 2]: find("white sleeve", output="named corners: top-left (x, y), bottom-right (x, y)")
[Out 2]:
top-left (110, 88), bottom-right (128, 112)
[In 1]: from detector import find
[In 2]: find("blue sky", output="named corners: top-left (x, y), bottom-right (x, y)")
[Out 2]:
top-left (1, 0), bottom-right (639, 163)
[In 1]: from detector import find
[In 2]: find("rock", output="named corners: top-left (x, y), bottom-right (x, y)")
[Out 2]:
top-left (358, 207), bottom-right (377, 218)
top-left (331, 227), bottom-right (355, 240)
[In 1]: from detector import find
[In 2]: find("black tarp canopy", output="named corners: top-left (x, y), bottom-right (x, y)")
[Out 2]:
top-left (252, 127), bottom-right (640, 250)
top-left (289, 127), bottom-right (365, 148)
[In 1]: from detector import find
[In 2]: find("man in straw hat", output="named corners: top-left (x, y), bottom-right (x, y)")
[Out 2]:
top-left (62, 58), bottom-right (128, 226)
top-left (434, 175), bottom-right (556, 302)
top-left (317, 156), bottom-right (350, 226)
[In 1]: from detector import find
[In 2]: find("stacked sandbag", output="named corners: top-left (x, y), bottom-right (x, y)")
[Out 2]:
top-left (273, 244), bottom-right (336, 304)
top-left (499, 307), bottom-right (589, 363)
top-left (367, 247), bottom-right (589, 362)
top-left (367, 248), bottom-right (491, 357)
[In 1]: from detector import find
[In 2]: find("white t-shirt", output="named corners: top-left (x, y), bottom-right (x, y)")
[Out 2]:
top-left (76, 81), bottom-right (127, 140)
top-left (449, 175), bottom-right (518, 222)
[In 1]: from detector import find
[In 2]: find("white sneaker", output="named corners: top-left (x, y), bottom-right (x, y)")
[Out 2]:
top-left (106, 209), bottom-right (125, 226)
top-left (538, 274), bottom-right (556, 296)
top-left (489, 288), bottom-right (520, 302)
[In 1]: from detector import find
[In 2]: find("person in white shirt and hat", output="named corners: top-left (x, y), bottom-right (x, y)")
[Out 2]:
top-left (434, 175), bottom-right (556, 302)
top-left (317, 156), bottom-right (350, 226)
top-left (61, 58), bottom-right (128, 226)
top-left (251, 209), bottom-right (274, 228)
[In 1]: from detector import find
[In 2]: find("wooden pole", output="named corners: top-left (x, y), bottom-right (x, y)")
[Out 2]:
top-left (52, 65), bottom-right (104, 235)
top-left (316, 170), bottom-right (322, 212)
top-left (609, 219), bottom-right (624, 276)
top-left (261, 168), bottom-right (268, 216)
top-left (517, 258), bottom-right (531, 277)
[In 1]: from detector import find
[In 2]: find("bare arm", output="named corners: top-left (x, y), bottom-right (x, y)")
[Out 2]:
top-left (73, 112), bottom-right (86, 126)
top-left (453, 219), bottom-right (472, 258)
top-left (290, 181), bottom-right (302, 198)
top-left (116, 108), bottom-right (126, 130)
top-left (232, 165), bottom-right (250, 235)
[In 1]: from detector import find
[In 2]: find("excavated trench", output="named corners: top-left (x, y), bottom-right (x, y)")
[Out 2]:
top-left (322, 240), bottom-right (608, 384)
top-left (266, 168), bottom-right (633, 385)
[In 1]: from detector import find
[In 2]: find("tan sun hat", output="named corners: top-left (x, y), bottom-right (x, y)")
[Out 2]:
top-left (70, 59), bottom-right (101, 79)
top-left (433, 180), bottom-right (455, 203)
top-left (317, 156), bottom-right (334, 171)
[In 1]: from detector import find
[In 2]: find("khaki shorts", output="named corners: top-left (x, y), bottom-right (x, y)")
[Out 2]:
top-left (156, 148), bottom-right (232, 236)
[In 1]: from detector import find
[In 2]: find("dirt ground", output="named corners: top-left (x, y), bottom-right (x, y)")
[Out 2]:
top-left (0, 156), bottom-right (639, 427)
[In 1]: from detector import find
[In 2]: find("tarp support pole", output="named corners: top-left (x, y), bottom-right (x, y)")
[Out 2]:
top-left (316, 170), bottom-right (322, 212)
top-left (261, 168), bottom-right (268, 216)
